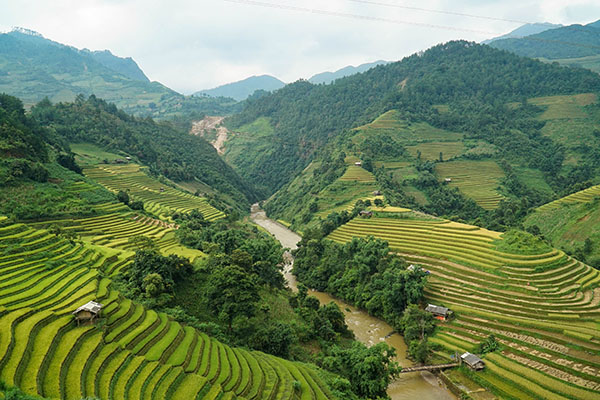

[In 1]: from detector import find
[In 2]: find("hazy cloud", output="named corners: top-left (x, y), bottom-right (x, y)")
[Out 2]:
top-left (0, 0), bottom-right (598, 93)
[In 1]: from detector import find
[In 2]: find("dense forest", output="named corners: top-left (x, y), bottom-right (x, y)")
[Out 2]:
top-left (226, 40), bottom-right (600, 197)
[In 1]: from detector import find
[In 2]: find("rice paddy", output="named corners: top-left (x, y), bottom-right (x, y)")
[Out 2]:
top-left (83, 164), bottom-right (225, 221)
top-left (537, 184), bottom-right (600, 212)
top-left (435, 160), bottom-right (506, 209)
top-left (328, 213), bottom-right (600, 399)
top-left (0, 219), bottom-right (335, 399)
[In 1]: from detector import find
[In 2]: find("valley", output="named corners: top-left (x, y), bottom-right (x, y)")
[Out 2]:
top-left (1, 11), bottom-right (600, 399)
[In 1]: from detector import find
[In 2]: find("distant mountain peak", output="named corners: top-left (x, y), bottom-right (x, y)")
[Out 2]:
top-left (308, 60), bottom-right (390, 85)
top-left (482, 22), bottom-right (562, 44)
top-left (195, 75), bottom-right (286, 101)
top-left (9, 27), bottom-right (44, 37)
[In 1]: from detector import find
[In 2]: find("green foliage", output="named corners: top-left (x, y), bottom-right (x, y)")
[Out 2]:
top-left (495, 230), bottom-right (552, 254)
top-left (293, 235), bottom-right (427, 328)
top-left (206, 264), bottom-right (259, 331)
top-left (117, 190), bottom-right (129, 205)
top-left (0, 380), bottom-right (47, 399)
top-left (399, 304), bottom-right (436, 364)
top-left (318, 341), bottom-right (400, 398)
top-left (476, 334), bottom-right (500, 355)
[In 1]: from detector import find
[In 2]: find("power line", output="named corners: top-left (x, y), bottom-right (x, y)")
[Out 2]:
top-left (221, 0), bottom-right (500, 35)
top-left (346, 0), bottom-right (529, 24)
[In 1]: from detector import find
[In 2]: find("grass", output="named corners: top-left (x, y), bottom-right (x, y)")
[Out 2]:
top-left (435, 160), bottom-right (506, 209)
top-left (338, 165), bottom-right (375, 182)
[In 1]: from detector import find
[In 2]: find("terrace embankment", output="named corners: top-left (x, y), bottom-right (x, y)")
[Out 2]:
top-left (250, 204), bottom-right (456, 400)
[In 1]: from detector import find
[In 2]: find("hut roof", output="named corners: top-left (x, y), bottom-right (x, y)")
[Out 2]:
top-left (425, 304), bottom-right (450, 316)
top-left (461, 352), bottom-right (484, 366)
top-left (73, 301), bottom-right (103, 315)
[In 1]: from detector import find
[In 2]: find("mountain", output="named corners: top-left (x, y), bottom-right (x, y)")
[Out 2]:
top-left (308, 60), bottom-right (389, 84)
top-left (195, 75), bottom-right (286, 101)
top-left (482, 22), bottom-right (562, 44)
top-left (588, 20), bottom-right (600, 28)
top-left (0, 28), bottom-right (240, 118)
top-left (224, 41), bottom-right (600, 197)
top-left (82, 49), bottom-right (149, 82)
top-left (489, 22), bottom-right (600, 59)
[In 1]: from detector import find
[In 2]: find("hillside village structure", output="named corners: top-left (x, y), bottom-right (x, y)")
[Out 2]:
top-left (73, 301), bottom-right (103, 325)
top-left (425, 304), bottom-right (451, 321)
top-left (461, 352), bottom-right (485, 370)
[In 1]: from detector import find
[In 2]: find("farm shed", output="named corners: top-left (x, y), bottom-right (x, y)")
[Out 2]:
top-left (461, 352), bottom-right (485, 370)
top-left (354, 161), bottom-right (362, 166)
top-left (425, 303), bottom-right (451, 321)
top-left (73, 301), bottom-right (103, 325)
top-left (359, 210), bottom-right (373, 217)
top-left (373, 190), bottom-right (382, 195)
top-left (444, 178), bottom-right (452, 183)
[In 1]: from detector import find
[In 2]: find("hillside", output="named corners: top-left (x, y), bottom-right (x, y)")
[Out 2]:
top-left (83, 49), bottom-right (150, 82)
top-left (525, 184), bottom-right (600, 268)
top-left (30, 96), bottom-right (258, 212)
top-left (308, 60), bottom-right (389, 84)
top-left (321, 211), bottom-right (600, 400)
top-left (0, 28), bottom-right (240, 118)
top-left (225, 41), bottom-right (600, 197)
top-left (489, 21), bottom-right (600, 74)
top-left (490, 22), bottom-right (600, 59)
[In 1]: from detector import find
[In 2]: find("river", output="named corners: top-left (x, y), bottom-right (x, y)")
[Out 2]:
top-left (250, 204), bottom-right (455, 400)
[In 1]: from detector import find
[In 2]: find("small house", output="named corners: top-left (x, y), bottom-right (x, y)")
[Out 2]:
top-left (125, 156), bottom-right (132, 161)
top-left (444, 178), bottom-right (452, 183)
top-left (425, 303), bottom-right (451, 321)
top-left (461, 352), bottom-right (485, 370)
top-left (354, 161), bottom-right (362, 166)
top-left (359, 210), bottom-right (373, 217)
top-left (73, 301), bottom-right (103, 325)
top-left (159, 187), bottom-right (165, 192)
top-left (114, 159), bottom-right (127, 164)
top-left (373, 190), bottom-right (382, 196)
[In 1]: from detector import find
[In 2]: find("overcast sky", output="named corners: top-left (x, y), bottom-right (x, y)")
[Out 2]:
top-left (1, 0), bottom-right (598, 94)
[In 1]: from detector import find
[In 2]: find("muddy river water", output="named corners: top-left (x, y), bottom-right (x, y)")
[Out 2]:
top-left (250, 205), bottom-right (455, 400)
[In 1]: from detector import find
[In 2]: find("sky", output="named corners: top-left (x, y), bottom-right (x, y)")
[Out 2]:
top-left (1, 0), bottom-right (599, 94)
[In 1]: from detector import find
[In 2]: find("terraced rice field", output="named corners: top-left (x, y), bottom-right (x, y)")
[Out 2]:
top-left (30, 212), bottom-right (204, 260)
top-left (435, 161), bottom-right (505, 209)
top-left (406, 141), bottom-right (465, 161)
top-left (328, 215), bottom-right (600, 399)
top-left (537, 184), bottom-right (600, 212)
top-left (0, 221), bottom-right (334, 399)
top-left (338, 165), bottom-right (375, 182)
top-left (83, 164), bottom-right (225, 221)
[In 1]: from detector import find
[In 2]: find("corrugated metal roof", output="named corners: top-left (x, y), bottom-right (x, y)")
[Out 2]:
top-left (461, 352), bottom-right (483, 365)
top-left (73, 300), bottom-right (103, 315)
top-left (425, 304), bottom-right (449, 315)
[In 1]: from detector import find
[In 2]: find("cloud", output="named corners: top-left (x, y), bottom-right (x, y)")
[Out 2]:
top-left (0, 0), bottom-right (598, 93)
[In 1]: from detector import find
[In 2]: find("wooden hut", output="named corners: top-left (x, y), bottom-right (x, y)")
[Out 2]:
top-left (359, 210), bottom-right (373, 217)
top-left (354, 161), bottom-right (362, 166)
top-left (461, 352), bottom-right (485, 370)
top-left (425, 303), bottom-right (451, 321)
top-left (73, 301), bottom-right (103, 325)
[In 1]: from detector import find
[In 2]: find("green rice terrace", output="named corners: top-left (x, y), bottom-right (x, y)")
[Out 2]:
top-left (535, 184), bottom-right (600, 212)
top-left (328, 214), bottom-right (600, 400)
top-left (435, 161), bottom-right (506, 210)
top-left (28, 206), bottom-right (204, 261)
top-left (83, 164), bottom-right (225, 221)
top-left (0, 220), bottom-right (335, 399)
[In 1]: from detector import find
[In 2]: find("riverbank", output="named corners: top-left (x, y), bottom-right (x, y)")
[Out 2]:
top-left (250, 204), bottom-right (455, 400)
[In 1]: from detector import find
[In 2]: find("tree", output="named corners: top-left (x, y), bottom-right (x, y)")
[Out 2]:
top-left (374, 198), bottom-right (383, 207)
top-left (128, 235), bottom-right (157, 251)
top-left (143, 273), bottom-right (166, 297)
top-left (207, 265), bottom-right (259, 331)
top-left (399, 304), bottom-right (435, 342)
top-left (117, 190), bottom-right (129, 205)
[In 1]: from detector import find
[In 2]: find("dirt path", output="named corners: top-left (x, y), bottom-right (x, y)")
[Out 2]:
top-left (190, 116), bottom-right (229, 154)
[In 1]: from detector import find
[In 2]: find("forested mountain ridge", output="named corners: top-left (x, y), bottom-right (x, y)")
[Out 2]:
top-left (0, 28), bottom-right (241, 118)
top-left (225, 41), bottom-right (600, 197)
top-left (308, 60), bottom-right (389, 84)
top-left (490, 21), bottom-right (600, 60)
